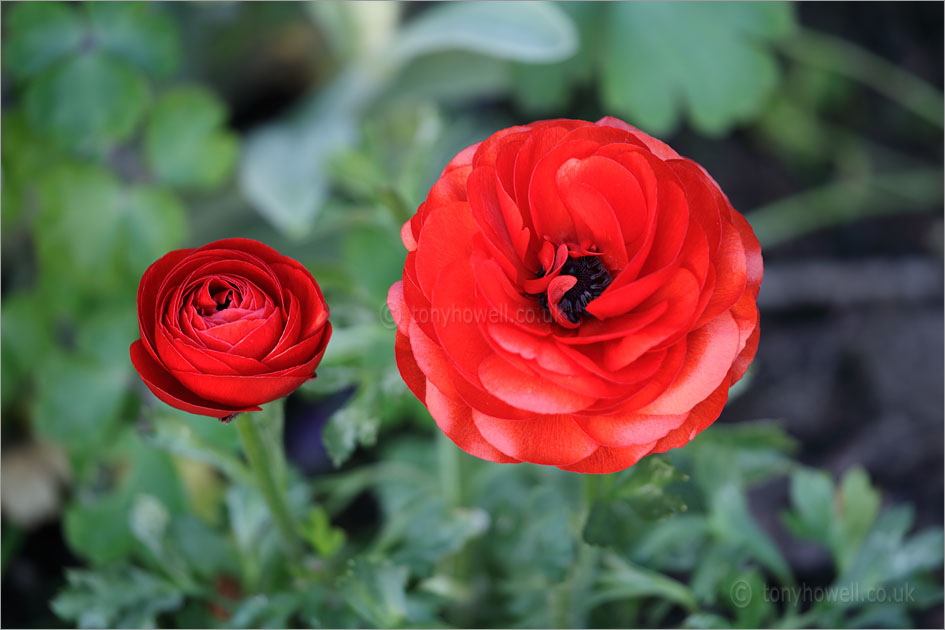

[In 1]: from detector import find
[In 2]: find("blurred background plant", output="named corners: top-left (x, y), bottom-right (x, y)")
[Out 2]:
top-left (1, 2), bottom-right (942, 628)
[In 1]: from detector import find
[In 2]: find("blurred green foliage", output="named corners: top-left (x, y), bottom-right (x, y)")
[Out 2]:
top-left (1, 2), bottom-right (942, 629)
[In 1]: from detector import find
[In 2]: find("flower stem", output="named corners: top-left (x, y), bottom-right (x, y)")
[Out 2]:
top-left (236, 403), bottom-right (303, 556)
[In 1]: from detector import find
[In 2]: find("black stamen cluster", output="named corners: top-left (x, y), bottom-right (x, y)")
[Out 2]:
top-left (535, 256), bottom-right (612, 324)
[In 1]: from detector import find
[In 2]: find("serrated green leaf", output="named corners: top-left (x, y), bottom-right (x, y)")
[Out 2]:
top-left (87, 2), bottom-right (182, 77)
top-left (601, 2), bottom-right (795, 135)
top-left (145, 86), bottom-right (239, 191)
top-left (25, 52), bottom-right (149, 156)
top-left (1, 1), bottom-right (84, 81)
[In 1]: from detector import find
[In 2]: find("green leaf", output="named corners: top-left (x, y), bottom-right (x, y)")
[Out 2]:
top-left (301, 506), bottom-right (346, 558)
top-left (87, 2), bottom-right (182, 77)
top-left (34, 165), bottom-right (186, 301)
top-left (64, 441), bottom-right (186, 565)
top-left (64, 491), bottom-right (137, 566)
top-left (122, 185), bottom-right (187, 275)
top-left (512, 486), bottom-right (575, 582)
top-left (229, 593), bottom-right (303, 629)
top-left (1, 292), bottom-right (54, 410)
top-left (25, 52), bottom-right (149, 156)
top-left (509, 2), bottom-right (601, 113)
top-left (592, 553), bottom-right (698, 612)
top-left (391, 1), bottom-right (578, 64)
top-left (35, 163), bottom-right (124, 297)
top-left (724, 568), bottom-right (773, 627)
top-left (784, 467), bottom-right (836, 543)
top-left (339, 557), bottom-right (409, 629)
top-left (32, 353), bottom-right (128, 455)
top-left (835, 467), bottom-right (881, 572)
top-left (601, 2), bottom-right (795, 135)
top-left (382, 51), bottom-right (512, 105)
top-left (710, 482), bottom-right (792, 584)
top-left (74, 304), bottom-right (140, 372)
top-left (240, 76), bottom-right (360, 238)
top-left (834, 506), bottom-right (914, 594)
top-left (1, 1), bottom-right (84, 81)
top-left (144, 86), bottom-right (239, 191)
top-left (322, 405), bottom-right (379, 467)
top-left (51, 566), bottom-right (183, 628)
top-left (584, 456), bottom-right (688, 549)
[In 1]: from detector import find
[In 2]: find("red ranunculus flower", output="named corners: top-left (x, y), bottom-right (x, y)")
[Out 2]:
top-left (130, 238), bottom-right (331, 419)
top-left (387, 117), bottom-right (762, 473)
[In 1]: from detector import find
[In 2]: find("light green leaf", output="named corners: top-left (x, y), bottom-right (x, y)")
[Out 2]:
top-left (391, 1), bottom-right (577, 64)
top-left (145, 86), bottom-right (239, 191)
top-left (339, 557), bottom-right (409, 629)
top-left (601, 2), bottom-right (795, 135)
top-left (87, 2), bottom-right (182, 77)
top-left (323, 405), bottom-right (379, 468)
top-left (1, 1), bottom-right (84, 81)
top-left (240, 73), bottom-right (363, 238)
top-left (301, 506), bottom-right (346, 558)
top-left (382, 51), bottom-right (512, 105)
top-left (51, 566), bottom-right (183, 628)
top-left (25, 52), bottom-right (149, 156)
top-left (836, 466), bottom-right (881, 572)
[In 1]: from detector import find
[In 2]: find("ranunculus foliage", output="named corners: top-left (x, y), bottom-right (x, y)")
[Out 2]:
top-left (388, 117), bottom-right (762, 473)
top-left (131, 238), bottom-right (331, 419)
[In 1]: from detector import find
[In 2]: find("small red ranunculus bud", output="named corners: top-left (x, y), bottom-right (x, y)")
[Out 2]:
top-left (130, 238), bottom-right (331, 419)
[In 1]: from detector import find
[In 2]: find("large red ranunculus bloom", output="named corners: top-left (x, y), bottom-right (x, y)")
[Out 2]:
top-left (131, 238), bottom-right (331, 419)
top-left (387, 117), bottom-right (761, 473)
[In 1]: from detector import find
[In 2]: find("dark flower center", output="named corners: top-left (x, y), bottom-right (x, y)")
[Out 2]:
top-left (536, 255), bottom-right (612, 324)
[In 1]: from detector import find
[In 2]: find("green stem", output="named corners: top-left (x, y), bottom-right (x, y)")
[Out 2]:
top-left (781, 28), bottom-right (944, 128)
top-left (552, 475), bottom-right (604, 628)
top-left (236, 404), bottom-right (303, 556)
